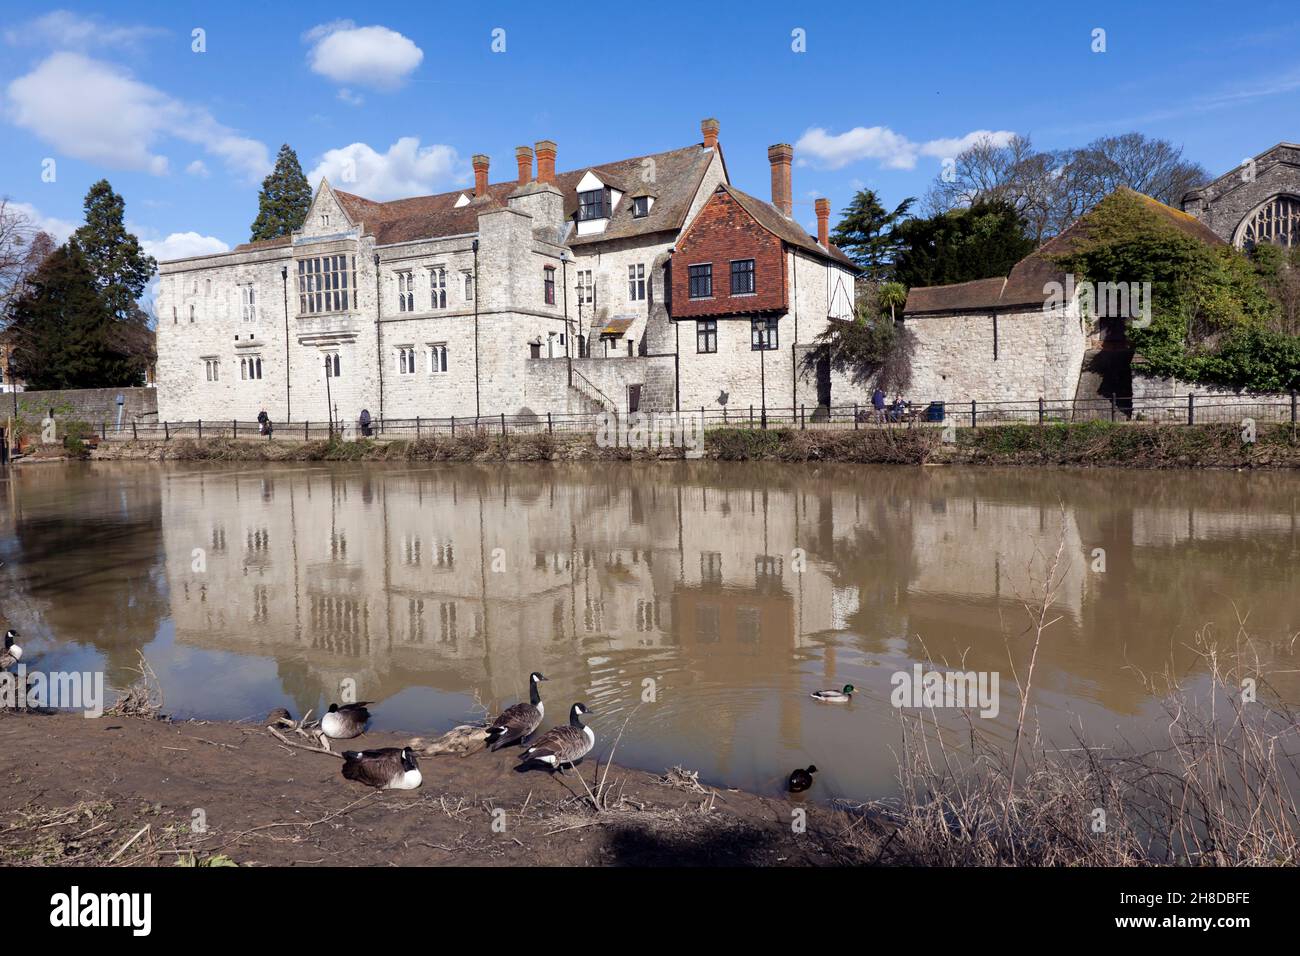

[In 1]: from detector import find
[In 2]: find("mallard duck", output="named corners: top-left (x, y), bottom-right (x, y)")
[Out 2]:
top-left (407, 725), bottom-right (490, 757)
top-left (810, 684), bottom-right (855, 703)
top-left (321, 701), bottom-right (371, 741)
top-left (518, 703), bottom-right (594, 772)
top-left (788, 765), bottom-right (817, 793)
top-left (340, 747), bottom-right (422, 790)
top-left (485, 671), bottom-right (548, 751)
top-left (0, 630), bottom-right (22, 671)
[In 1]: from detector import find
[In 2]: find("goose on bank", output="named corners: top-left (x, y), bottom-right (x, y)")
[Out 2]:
top-left (485, 671), bottom-right (548, 751)
top-left (517, 703), bottom-right (594, 772)
top-left (340, 747), bottom-right (422, 790)
top-left (788, 765), bottom-right (817, 793)
top-left (810, 684), bottom-right (855, 703)
top-left (321, 701), bottom-right (372, 742)
top-left (1, 630), bottom-right (22, 671)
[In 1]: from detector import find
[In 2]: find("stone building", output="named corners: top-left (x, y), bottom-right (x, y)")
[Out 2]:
top-left (154, 119), bottom-right (857, 425)
top-left (901, 189), bottom-right (1224, 407)
top-left (1183, 142), bottom-right (1300, 249)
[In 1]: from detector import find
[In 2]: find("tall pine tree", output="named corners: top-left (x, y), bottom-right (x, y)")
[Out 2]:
top-left (7, 244), bottom-right (145, 389)
top-left (250, 144), bottom-right (312, 241)
top-left (830, 189), bottom-right (915, 282)
top-left (71, 180), bottom-right (156, 323)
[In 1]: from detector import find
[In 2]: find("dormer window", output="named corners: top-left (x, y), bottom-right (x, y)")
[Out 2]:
top-left (578, 188), bottom-right (611, 221)
top-left (632, 196), bottom-right (650, 219)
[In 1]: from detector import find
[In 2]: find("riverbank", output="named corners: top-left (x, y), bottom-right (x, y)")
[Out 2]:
top-left (0, 711), bottom-right (868, 867)
top-left (76, 420), bottom-right (1300, 468)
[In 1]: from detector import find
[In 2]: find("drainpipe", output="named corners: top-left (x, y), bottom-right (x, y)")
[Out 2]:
top-left (472, 239), bottom-right (481, 419)
top-left (281, 265), bottom-right (292, 421)
top-left (561, 251), bottom-right (571, 386)
top-left (373, 252), bottom-right (384, 428)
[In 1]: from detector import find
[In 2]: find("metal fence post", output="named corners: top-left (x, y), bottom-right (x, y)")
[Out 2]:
top-left (197, 419), bottom-right (202, 439)
top-left (970, 400), bottom-right (977, 429)
top-left (132, 420), bottom-right (137, 440)
top-left (416, 416), bottom-right (421, 438)
top-left (164, 421), bottom-right (169, 440)
top-left (547, 411), bottom-right (553, 434)
top-left (1038, 397), bottom-right (1044, 425)
top-left (451, 415), bottom-right (456, 436)
top-left (749, 405), bottom-right (754, 428)
top-left (1291, 390), bottom-right (1297, 424)
top-left (1110, 397), bottom-right (1116, 422)
top-left (500, 413), bottom-right (506, 437)
top-left (854, 403), bottom-right (859, 430)
top-left (305, 421), bottom-right (309, 440)
top-left (800, 404), bottom-right (806, 430)
top-left (233, 419), bottom-right (237, 438)
top-left (1187, 394), bottom-right (1195, 426)
top-left (101, 421), bottom-right (106, 440)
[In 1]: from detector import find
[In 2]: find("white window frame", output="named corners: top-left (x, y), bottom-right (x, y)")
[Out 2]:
top-left (430, 266), bottom-right (447, 309)
top-left (628, 263), bottom-right (646, 301)
top-left (428, 343), bottom-right (448, 374)
top-left (397, 271), bottom-right (414, 313)
top-left (241, 284), bottom-right (257, 323)
top-left (396, 346), bottom-right (418, 375)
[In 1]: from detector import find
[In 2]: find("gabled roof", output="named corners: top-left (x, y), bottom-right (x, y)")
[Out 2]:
top-left (711, 184), bottom-right (857, 268)
top-left (562, 145), bottom-right (716, 246)
top-left (904, 187), bottom-right (1225, 315)
top-left (1185, 142), bottom-right (1300, 200)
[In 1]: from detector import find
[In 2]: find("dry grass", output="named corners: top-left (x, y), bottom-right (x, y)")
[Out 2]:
top-left (862, 525), bottom-right (1300, 866)
top-left (106, 651), bottom-right (164, 719)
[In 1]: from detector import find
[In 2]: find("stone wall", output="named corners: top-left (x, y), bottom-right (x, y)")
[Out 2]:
top-left (1130, 373), bottom-right (1296, 422)
top-left (7, 386), bottom-right (157, 429)
top-left (523, 354), bottom-right (675, 414)
top-left (902, 301), bottom-right (1088, 403)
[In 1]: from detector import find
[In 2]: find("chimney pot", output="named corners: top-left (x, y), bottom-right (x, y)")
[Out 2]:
top-left (701, 117), bottom-right (720, 150)
top-left (472, 154), bottom-right (490, 196)
top-left (815, 198), bottom-right (830, 248)
top-left (515, 146), bottom-right (534, 185)
top-left (535, 140), bottom-right (557, 185)
top-left (767, 143), bottom-right (794, 218)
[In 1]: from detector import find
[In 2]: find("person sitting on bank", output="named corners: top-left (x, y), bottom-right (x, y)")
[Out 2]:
top-left (257, 409), bottom-right (272, 437)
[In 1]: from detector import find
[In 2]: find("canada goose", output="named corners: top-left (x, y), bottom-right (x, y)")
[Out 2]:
top-left (340, 747), bottom-right (422, 790)
top-left (0, 630), bottom-right (22, 671)
top-left (810, 684), bottom-right (855, 703)
top-left (788, 765), bottom-right (817, 793)
top-left (518, 703), bottom-right (594, 772)
top-left (485, 671), bottom-right (548, 751)
top-left (321, 701), bottom-right (371, 740)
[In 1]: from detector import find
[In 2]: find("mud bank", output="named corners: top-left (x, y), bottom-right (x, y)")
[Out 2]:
top-left (0, 712), bottom-right (871, 867)
top-left (79, 421), bottom-right (1300, 468)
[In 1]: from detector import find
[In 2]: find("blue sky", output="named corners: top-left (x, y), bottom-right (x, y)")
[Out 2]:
top-left (2, 0), bottom-right (1298, 272)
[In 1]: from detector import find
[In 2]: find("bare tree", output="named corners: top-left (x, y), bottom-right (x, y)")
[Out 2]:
top-left (925, 133), bottom-right (1210, 245)
top-left (0, 199), bottom-right (56, 316)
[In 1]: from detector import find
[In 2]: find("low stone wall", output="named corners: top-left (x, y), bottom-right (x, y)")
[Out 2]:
top-left (6, 386), bottom-right (157, 429)
top-left (1130, 374), bottom-right (1296, 423)
top-left (524, 355), bottom-right (676, 414)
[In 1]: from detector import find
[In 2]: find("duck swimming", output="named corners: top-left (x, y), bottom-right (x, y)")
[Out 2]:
top-left (810, 684), bottom-right (854, 703)
top-left (788, 765), bottom-right (817, 793)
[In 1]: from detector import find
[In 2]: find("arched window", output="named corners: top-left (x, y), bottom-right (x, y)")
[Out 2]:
top-left (1238, 195), bottom-right (1300, 250)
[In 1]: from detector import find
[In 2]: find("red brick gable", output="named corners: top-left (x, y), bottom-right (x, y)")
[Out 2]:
top-left (671, 187), bottom-right (787, 318)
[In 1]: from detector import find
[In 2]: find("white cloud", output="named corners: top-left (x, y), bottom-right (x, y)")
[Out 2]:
top-left (337, 88), bottom-right (365, 107)
top-left (308, 137), bottom-right (465, 201)
top-left (795, 125), bottom-right (1018, 170)
top-left (305, 21), bottom-right (423, 91)
top-left (185, 160), bottom-right (209, 177)
top-left (3, 10), bottom-right (166, 51)
top-left (141, 231), bottom-right (230, 263)
top-left (3, 53), bottom-right (270, 182)
top-left (3, 200), bottom-right (76, 243)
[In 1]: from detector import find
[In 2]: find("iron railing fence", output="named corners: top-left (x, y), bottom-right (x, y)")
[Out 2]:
top-left (78, 391), bottom-right (1300, 442)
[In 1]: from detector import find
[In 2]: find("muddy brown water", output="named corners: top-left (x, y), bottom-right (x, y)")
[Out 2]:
top-left (2, 461), bottom-right (1297, 801)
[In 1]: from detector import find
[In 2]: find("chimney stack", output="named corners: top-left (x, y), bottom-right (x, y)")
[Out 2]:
top-left (815, 198), bottom-right (830, 248)
top-left (768, 143), bottom-right (794, 218)
top-left (472, 154), bottom-right (490, 196)
top-left (535, 140), bottom-right (557, 185)
top-left (701, 117), bottom-right (719, 150)
top-left (515, 146), bottom-right (534, 185)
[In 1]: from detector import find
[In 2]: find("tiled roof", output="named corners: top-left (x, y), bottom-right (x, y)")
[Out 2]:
top-left (599, 317), bottom-right (635, 337)
top-left (904, 187), bottom-right (1225, 315)
top-left (231, 235), bottom-right (291, 253)
top-left (332, 188), bottom-right (509, 245)
top-left (719, 184), bottom-right (858, 268)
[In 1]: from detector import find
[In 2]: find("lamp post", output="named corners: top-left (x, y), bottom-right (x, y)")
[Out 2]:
top-left (757, 321), bottom-right (769, 430)
top-left (323, 353), bottom-right (334, 439)
top-left (280, 265), bottom-right (291, 421)
top-left (7, 358), bottom-right (17, 453)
